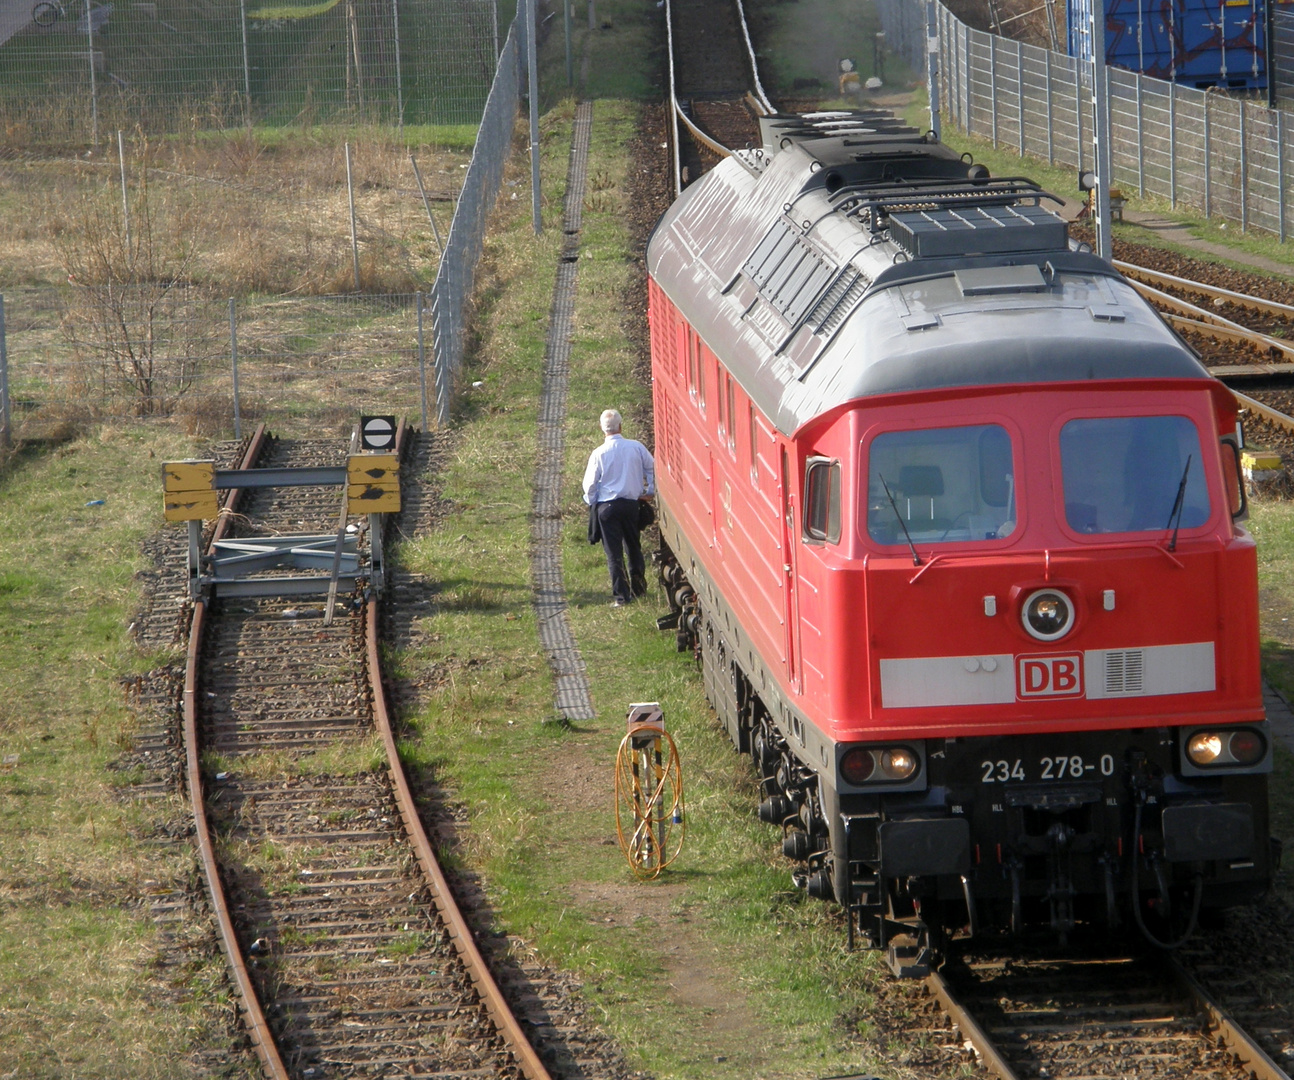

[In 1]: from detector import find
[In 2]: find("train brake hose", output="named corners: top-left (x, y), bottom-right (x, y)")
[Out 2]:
top-left (614, 723), bottom-right (686, 880)
top-left (1131, 798), bottom-right (1203, 949)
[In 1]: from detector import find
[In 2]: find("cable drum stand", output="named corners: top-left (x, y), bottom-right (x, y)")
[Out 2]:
top-left (614, 703), bottom-right (685, 879)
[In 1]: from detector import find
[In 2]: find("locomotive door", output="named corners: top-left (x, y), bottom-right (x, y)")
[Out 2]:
top-left (779, 447), bottom-right (802, 693)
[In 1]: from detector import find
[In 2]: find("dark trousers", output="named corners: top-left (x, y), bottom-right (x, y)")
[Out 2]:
top-left (597, 498), bottom-right (644, 603)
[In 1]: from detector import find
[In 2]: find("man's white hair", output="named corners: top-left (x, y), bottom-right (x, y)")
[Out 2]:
top-left (600, 409), bottom-right (622, 434)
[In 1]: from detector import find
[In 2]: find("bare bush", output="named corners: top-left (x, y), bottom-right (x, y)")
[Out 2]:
top-left (47, 138), bottom-right (217, 416)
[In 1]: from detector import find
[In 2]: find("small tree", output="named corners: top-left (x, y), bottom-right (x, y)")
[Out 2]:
top-left (49, 136), bottom-right (215, 417)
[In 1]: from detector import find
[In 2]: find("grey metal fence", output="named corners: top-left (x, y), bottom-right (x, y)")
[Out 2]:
top-left (0, 0), bottom-right (502, 139)
top-left (1271, 5), bottom-right (1294, 107)
top-left (929, 0), bottom-right (1294, 239)
top-left (428, 16), bottom-right (519, 425)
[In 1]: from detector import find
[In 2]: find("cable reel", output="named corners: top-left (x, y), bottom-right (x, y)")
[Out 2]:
top-left (614, 703), bottom-right (686, 879)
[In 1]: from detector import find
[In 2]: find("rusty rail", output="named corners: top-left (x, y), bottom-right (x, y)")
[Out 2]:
top-left (185, 420), bottom-right (551, 1080)
top-left (923, 970), bottom-right (1019, 1080)
top-left (182, 423), bottom-right (288, 1080)
top-left (364, 599), bottom-right (553, 1080)
top-left (367, 418), bottom-right (553, 1080)
top-left (1164, 957), bottom-right (1293, 1080)
top-left (1233, 388), bottom-right (1294, 435)
top-left (1117, 259), bottom-right (1294, 322)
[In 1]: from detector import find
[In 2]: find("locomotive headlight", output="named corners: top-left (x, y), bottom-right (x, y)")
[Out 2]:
top-left (880, 748), bottom-right (917, 780)
top-left (1186, 729), bottom-right (1267, 767)
top-left (839, 746), bottom-right (920, 785)
top-left (1022, 589), bottom-right (1074, 641)
top-left (1187, 732), bottom-right (1224, 765)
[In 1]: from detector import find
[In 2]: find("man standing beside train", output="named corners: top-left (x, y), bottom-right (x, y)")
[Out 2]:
top-left (582, 409), bottom-right (655, 607)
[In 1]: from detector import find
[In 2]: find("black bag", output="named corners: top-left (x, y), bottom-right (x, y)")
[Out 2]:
top-left (638, 499), bottom-right (656, 530)
top-left (588, 501), bottom-right (602, 545)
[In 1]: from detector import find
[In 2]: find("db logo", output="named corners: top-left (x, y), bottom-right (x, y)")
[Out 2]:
top-left (1016, 653), bottom-right (1085, 699)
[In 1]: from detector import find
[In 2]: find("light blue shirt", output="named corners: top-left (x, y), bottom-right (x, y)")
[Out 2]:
top-left (583, 434), bottom-right (656, 505)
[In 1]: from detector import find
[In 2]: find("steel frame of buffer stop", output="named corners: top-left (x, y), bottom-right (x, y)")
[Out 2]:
top-left (161, 451), bottom-right (401, 607)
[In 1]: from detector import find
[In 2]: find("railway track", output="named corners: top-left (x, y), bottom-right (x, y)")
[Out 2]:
top-left (922, 945), bottom-right (1292, 1080)
top-left (664, 0), bottom-right (768, 190)
top-left (183, 424), bottom-right (552, 1080)
top-left (1106, 250), bottom-right (1294, 458)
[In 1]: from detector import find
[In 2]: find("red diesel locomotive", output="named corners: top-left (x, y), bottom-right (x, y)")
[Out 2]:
top-left (646, 112), bottom-right (1275, 973)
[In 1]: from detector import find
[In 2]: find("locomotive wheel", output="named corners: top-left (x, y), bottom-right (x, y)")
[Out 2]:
top-left (614, 725), bottom-right (686, 880)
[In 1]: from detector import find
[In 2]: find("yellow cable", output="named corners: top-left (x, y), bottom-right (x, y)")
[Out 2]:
top-left (614, 723), bottom-right (686, 879)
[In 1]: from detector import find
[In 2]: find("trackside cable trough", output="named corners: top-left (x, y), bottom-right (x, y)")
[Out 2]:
top-left (530, 101), bottom-right (598, 722)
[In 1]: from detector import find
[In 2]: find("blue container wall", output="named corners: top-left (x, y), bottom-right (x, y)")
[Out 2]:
top-left (1068, 0), bottom-right (1267, 89)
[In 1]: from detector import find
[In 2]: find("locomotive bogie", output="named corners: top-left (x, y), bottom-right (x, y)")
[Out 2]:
top-left (646, 111), bottom-right (1273, 962)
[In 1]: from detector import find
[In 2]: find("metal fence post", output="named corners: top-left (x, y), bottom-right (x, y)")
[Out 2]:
top-left (86, 0), bottom-right (98, 144)
top-left (1017, 40), bottom-right (1024, 156)
top-left (0, 295), bottom-right (9, 450)
top-left (1279, 109), bottom-right (1287, 242)
top-left (964, 22), bottom-right (972, 133)
top-left (416, 291), bottom-right (429, 431)
top-left (1135, 72), bottom-right (1144, 196)
top-left (1204, 92), bottom-right (1211, 218)
top-left (1239, 100), bottom-right (1248, 231)
top-left (345, 141), bottom-right (361, 291)
top-left (1169, 81), bottom-right (1176, 207)
top-left (990, 35), bottom-right (998, 146)
top-left (433, 294), bottom-right (450, 426)
top-left (1075, 59), bottom-right (1084, 172)
top-left (239, 0), bottom-right (252, 115)
top-left (117, 130), bottom-right (131, 252)
top-left (565, 0), bottom-right (573, 86)
top-left (528, 0), bottom-right (540, 234)
top-left (392, 0), bottom-right (404, 129)
top-left (927, 0), bottom-right (940, 139)
top-left (229, 298), bottom-right (242, 440)
top-left (1045, 48), bottom-right (1054, 163)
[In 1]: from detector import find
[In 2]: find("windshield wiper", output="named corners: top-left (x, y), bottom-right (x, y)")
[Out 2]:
top-left (1164, 454), bottom-right (1192, 552)
top-left (879, 474), bottom-right (921, 566)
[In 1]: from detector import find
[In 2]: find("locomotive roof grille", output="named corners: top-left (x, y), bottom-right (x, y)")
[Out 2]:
top-left (743, 220), bottom-right (838, 326)
top-left (889, 204), bottom-right (1070, 259)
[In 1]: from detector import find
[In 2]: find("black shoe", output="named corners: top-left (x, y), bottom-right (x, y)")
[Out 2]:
top-left (631, 572), bottom-right (647, 597)
top-left (610, 598), bottom-right (631, 607)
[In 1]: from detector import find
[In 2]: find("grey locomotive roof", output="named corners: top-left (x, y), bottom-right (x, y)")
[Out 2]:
top-left (646, 114), bottom-right (1210, 436)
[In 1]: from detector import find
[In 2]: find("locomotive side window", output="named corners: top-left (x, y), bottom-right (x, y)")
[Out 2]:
top-left (726, 376), bottom-right (737, 455)
top-left (866, 424), bottom-right (1017, 545)
top-left (804, 458), bottom-right (841, 543)
top-left (1059, 416), bottom-right (1210, 535)
top-left (749, 402), bottom-right (760, 485)
top-left (687, 332), bottom-right (698, 398)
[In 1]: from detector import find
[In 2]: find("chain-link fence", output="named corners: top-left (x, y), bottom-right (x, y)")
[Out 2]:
top-left (0, 288), bottom-right (433, 443)
top-left (0, 0), bottom-right (507, 139)
top-left (930, 0), bottom-right (1294, 240)
top-left (0, 12), bottom-right (523, 445)
top-left (428, 16), bottom-right (519, 425)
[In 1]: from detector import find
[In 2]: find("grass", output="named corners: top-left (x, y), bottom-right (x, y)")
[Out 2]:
top-left (538, 0), bottom-right (663, 104)
top-left (389, 100), bottom-right (898, 1080)
top-left (750, 0), bottom-right (917, 95)
top-left (0, 425), bottom-right (257, 1078)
